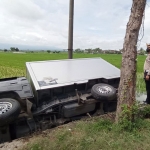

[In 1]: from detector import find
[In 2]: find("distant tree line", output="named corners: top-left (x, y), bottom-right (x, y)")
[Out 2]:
top-left (0, 47), bottom-right (146, 55)
top-left (2, 47), bottom-right (20, 52)
top-left (74, 48), bottom-right (122, 54)
top-left (73, 47), bottom-right (146, 55)
top-left (47, 50), bottom-right (60, 53)
top-left (10, 47), bottom-right (19, 52)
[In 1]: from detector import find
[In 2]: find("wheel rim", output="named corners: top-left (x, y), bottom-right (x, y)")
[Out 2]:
top-left (96, 86), bottom-right (112, 94)
top-left (0, 102), bottom-right (12, 114)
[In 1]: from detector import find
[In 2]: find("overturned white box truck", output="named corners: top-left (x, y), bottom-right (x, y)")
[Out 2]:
top-left (0, 57), bottom-right (120, 143)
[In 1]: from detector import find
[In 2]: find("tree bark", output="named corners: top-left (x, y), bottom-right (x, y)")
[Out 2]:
top-left (115, 0), bottom-right (146, 122)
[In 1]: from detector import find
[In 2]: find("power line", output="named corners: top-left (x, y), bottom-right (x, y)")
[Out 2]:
top-left (137, 10), bottom-right (145, 49)
top-left (146, 3), bottom-right (150, 7)
top-left (137, 2), bottom-right (150, 48)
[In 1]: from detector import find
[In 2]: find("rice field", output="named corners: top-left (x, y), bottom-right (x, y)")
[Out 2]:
top-left (0, 52), bottom-right (146, 92)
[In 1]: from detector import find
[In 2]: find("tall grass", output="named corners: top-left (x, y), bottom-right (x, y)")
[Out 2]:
top-left (0, 52), bottom-right (146, 92)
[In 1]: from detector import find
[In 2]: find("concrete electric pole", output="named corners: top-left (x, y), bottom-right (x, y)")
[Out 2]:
top-left (68, 0), bottom-right (74, 59)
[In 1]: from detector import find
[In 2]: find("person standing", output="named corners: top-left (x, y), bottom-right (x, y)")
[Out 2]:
top-left (144, 43), bottom-right (150, 104)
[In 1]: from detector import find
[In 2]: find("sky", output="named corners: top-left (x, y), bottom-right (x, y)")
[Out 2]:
top-left (0, 0), bottom-right (150, 50)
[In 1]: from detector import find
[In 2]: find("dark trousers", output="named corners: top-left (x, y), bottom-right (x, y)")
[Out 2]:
top-left (145, 80), bottom-right (150, 104)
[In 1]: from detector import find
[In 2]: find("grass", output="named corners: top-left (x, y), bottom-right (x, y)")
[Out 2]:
top-left (0, 52), bottom-right (145, 74)
top-left (21, 118), bottom-right (150, 150)
top-left (0, 52), bottom-right (144, 72)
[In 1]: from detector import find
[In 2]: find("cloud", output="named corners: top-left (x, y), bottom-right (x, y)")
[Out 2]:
top-left (0, 0), bottom-right (45, 21)
top-left (0, 0), bottom-right (149, 50)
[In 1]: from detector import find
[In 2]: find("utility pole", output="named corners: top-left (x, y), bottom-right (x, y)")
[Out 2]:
top-left (68, 0), bottom-right (74, 59)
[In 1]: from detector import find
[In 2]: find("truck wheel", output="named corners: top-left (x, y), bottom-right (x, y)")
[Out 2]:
top-left (0, 98), bottom-right (21, 126)
top-left (91, 83), bottom-right (116, 101)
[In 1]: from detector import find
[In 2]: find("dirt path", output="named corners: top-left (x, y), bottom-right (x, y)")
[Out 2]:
top-left (0, 139), bottom-right (27, 150)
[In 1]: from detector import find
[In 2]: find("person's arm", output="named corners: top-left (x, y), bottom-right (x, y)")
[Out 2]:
top-left (144, 55), bottom-right (150, 80)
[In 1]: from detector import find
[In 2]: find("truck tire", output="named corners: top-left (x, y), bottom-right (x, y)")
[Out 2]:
top-left (0, 98), bottom-right (21, 126)
top-left (91, 83), bottom-right (116, 101)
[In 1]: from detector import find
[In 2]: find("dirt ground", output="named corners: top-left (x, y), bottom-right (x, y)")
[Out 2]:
top-left (0, 139), bottom-right (27, 150)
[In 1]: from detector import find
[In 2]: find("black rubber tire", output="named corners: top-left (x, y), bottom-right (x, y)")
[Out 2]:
top-left (91, 83), bottom-right (116, 101)
top-left (0, 98), bottom-right (21, 127)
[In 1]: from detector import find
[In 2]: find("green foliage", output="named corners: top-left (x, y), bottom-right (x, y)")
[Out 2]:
top-left (118, 102), bottom-right (150, 131)
top-left (90, 119), bottom-right (112, 130)
top-left (118, 102), bottom-right (142, 131)
top-left (47, 50), bottom-right (51, 53)
top-left (136, 73), bottom-right (146, 93)
top-left (74, 48), bottom-right (84, 53)
top-left (29, 143), bottom-right (42, 150)
top-left (4, 49), bottom-right (8, 52)
top-left (138, 47), bottom-right (145, 55)
top-left (52, 50), bottom-right (60, 53)
top-left (10, 47), bottom-right (19, 51)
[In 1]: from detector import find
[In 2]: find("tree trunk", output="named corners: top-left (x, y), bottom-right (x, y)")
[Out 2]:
top-left (115, 0), bottom-right (146, 122)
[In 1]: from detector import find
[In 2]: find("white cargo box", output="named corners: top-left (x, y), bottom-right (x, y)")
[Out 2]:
top-left (26, 58), bottom-right (120, 91)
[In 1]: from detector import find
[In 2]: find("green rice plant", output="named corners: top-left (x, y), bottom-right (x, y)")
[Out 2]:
top-left (0, 66), bottom-right (25, 78)
top-left (136, 72), bottom-right (146, 93)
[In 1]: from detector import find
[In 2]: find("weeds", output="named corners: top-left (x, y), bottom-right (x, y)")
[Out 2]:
top-left (22, 117), bottom-right (150, 150)
top-left (118, 102), bottom-right (150, 131)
